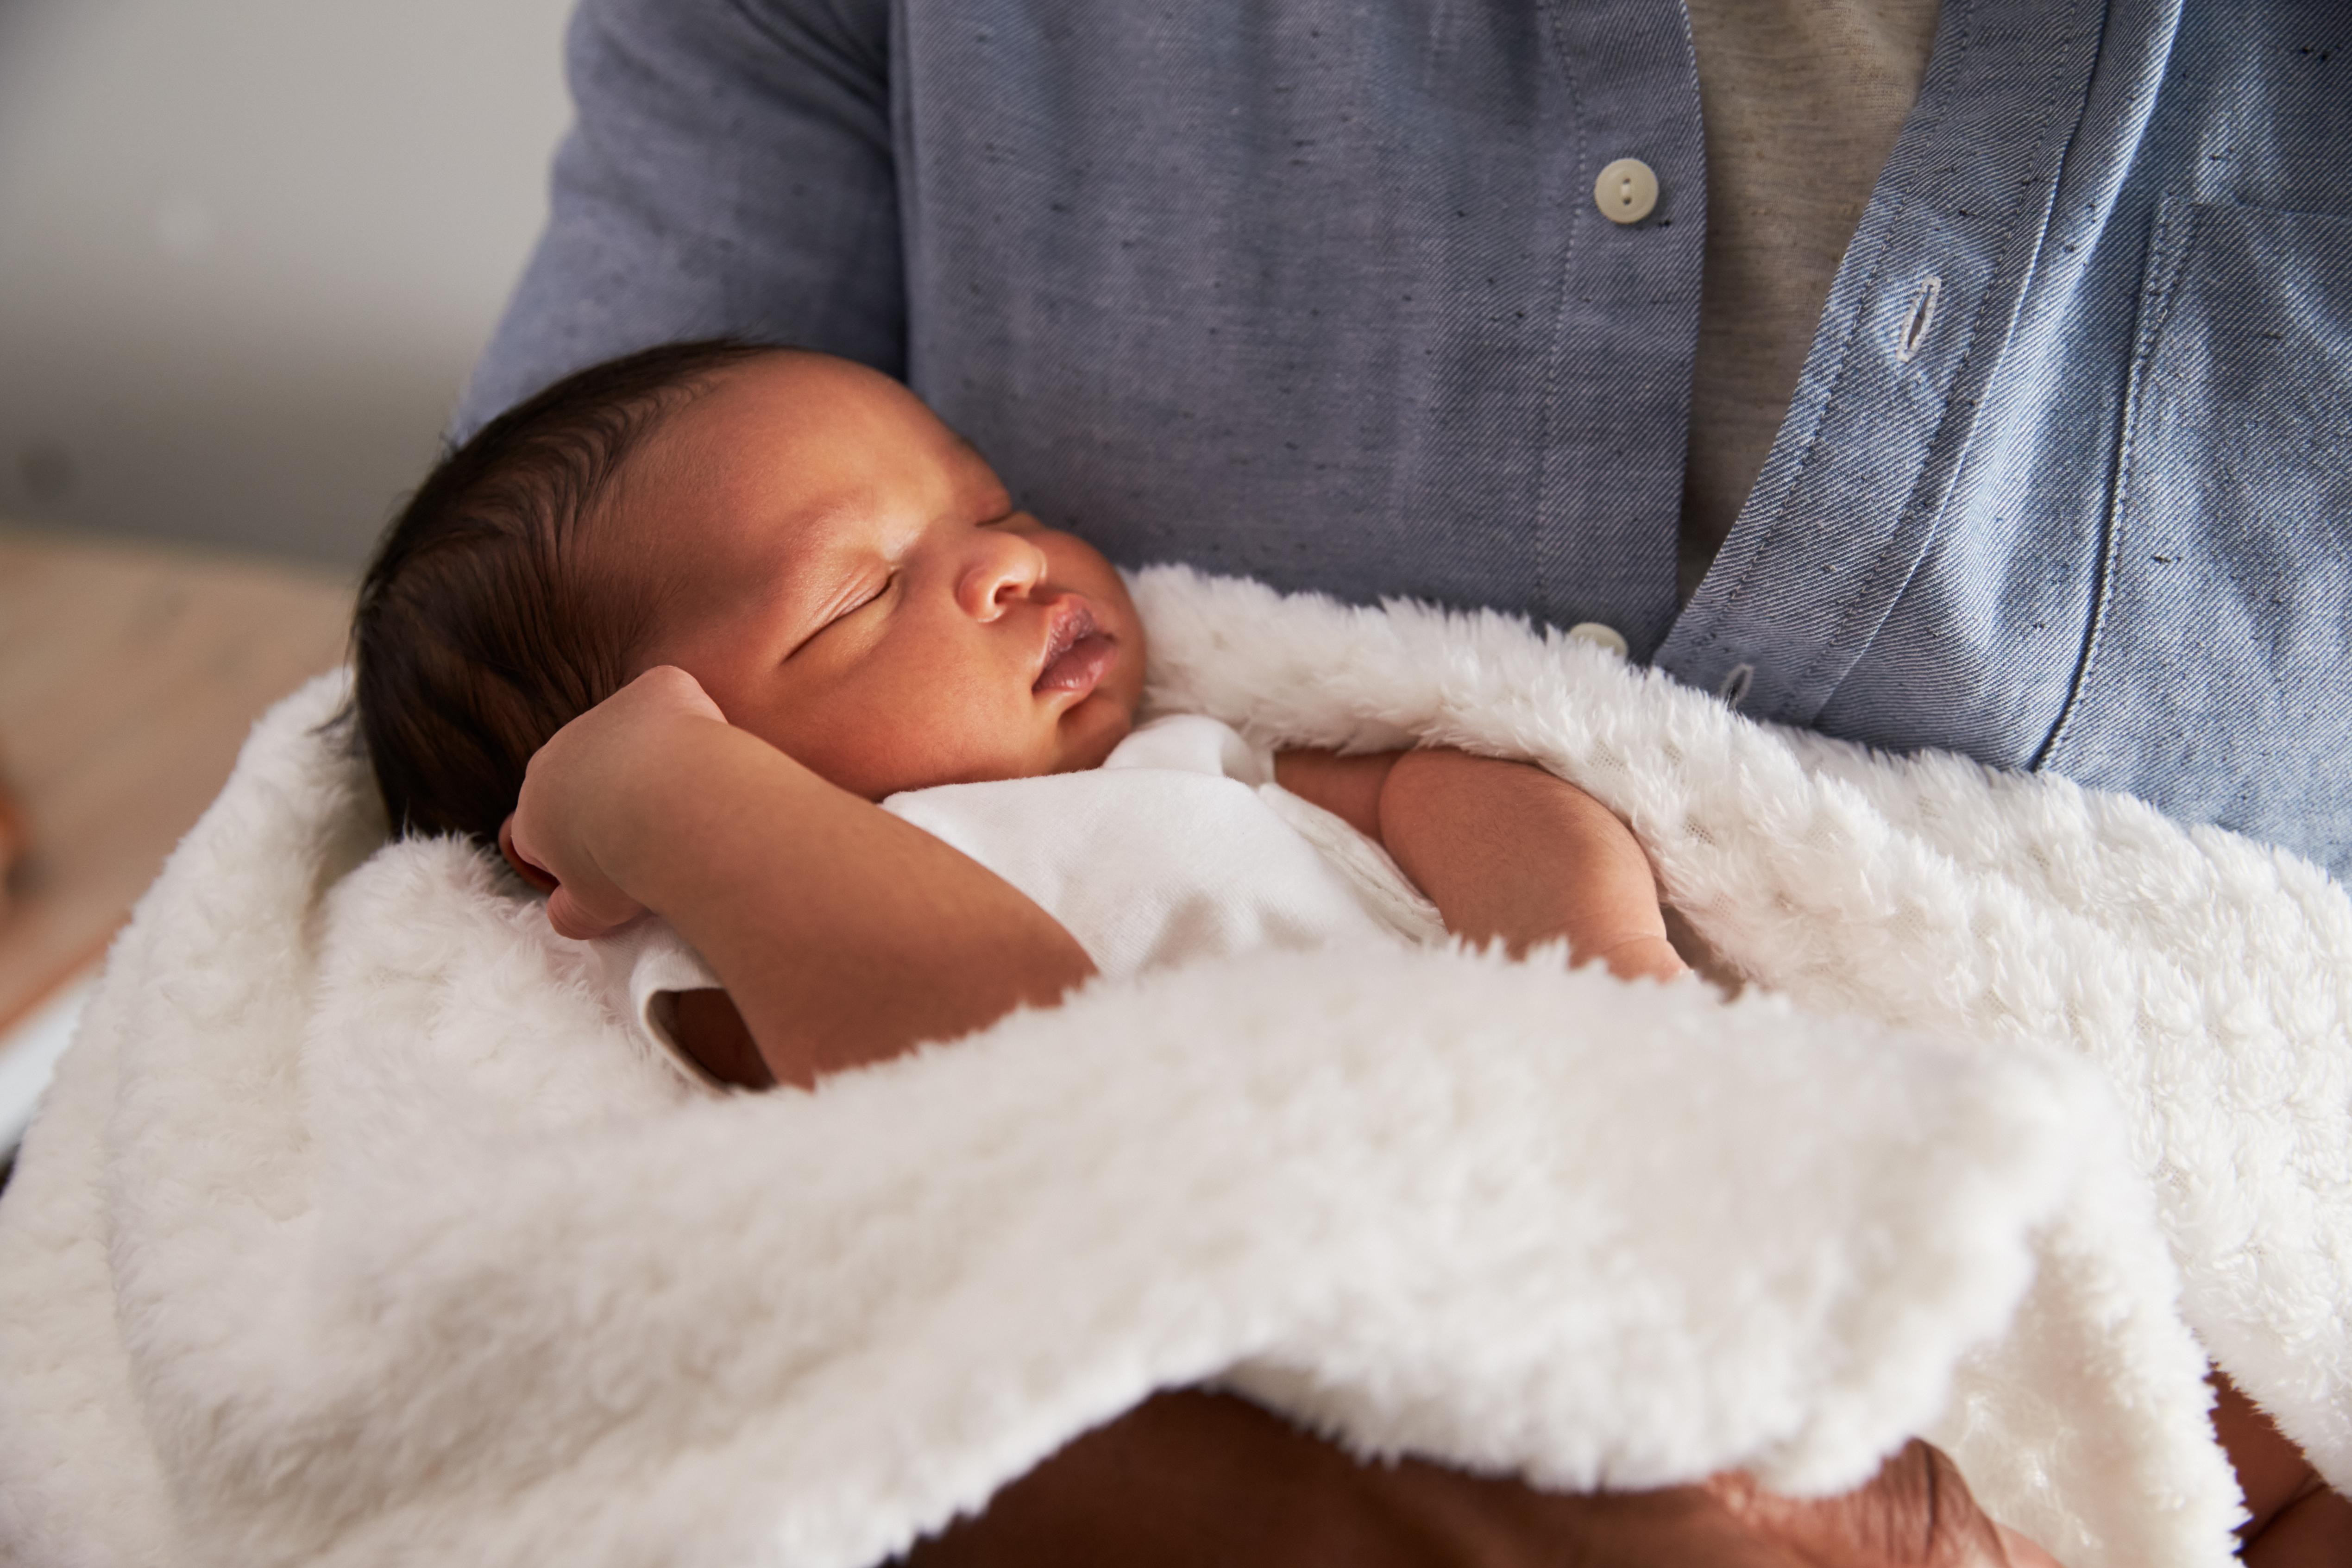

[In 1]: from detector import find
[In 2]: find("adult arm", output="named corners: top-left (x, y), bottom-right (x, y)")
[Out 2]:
top-left (457, 0), bottom-right (901, 434)
top-left (504, 668), bottom-right (1094, 1087)
top-left (1276, 747), bottom-right (1686, 982)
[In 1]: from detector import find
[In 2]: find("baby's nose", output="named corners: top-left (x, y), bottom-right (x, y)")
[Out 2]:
top-left (958, 529), bottom-right (1046, 617)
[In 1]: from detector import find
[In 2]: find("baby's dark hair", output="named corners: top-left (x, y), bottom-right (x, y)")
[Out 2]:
top-left (352, 339), bottom-right (777, 843)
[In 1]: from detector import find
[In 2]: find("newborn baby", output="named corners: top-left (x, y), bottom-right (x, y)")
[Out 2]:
top-left (352, 341), bottom-right (2332, 1561)
top-left (355, 341), bottom-right (1686, 1090)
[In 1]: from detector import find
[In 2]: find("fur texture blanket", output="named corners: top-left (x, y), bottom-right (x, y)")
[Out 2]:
top-left (1, 567), bottom-right (2346, 1568)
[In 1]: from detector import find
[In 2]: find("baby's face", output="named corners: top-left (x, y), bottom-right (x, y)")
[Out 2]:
top-left (624, 351), bottom-right (1145, 800)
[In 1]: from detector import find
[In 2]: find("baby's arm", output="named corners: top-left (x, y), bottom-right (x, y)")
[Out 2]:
top-left (1274, 747), bottom-right (1685, 981)
top-left (504, 667), bottom-right (1097, 1087)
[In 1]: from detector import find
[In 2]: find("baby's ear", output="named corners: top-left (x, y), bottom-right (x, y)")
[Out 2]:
top-left (497, 815), bottom-right (560, 894)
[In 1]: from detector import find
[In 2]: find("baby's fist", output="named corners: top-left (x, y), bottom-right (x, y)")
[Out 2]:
top-left (502, 666), bottom-right (732, 939)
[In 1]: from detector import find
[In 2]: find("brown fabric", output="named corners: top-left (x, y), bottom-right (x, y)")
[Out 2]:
top-left (1678, 0), bottom-right (1944, 598)
top-left (893, 1390), bottom-right (2028, 1568)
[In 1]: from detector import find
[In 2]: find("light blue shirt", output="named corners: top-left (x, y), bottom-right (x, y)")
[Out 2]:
top-left (461, 0), bottom-right (2352, 875)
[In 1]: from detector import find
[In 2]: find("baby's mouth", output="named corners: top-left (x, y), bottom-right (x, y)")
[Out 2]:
top-left (1035, 598), bottom-right (1118, 696)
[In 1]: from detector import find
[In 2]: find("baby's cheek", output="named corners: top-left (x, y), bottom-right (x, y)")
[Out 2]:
top-left (1053, 698), bottom-right (1134, 775)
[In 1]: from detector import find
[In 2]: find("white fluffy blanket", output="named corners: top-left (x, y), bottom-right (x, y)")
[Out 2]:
top-left (2, 567), bottom-right (2346, 1568)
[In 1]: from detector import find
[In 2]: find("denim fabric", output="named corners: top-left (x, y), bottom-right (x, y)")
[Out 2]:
top-left (896, 4), bottom-right (1703, 652)
top-left (2034, 200), bottom-right (2352, 852)
top-left (1662, 0), bottom-right (2352, 872)
top-left (459, 0), bottom-right (2352, 873)
top-left (469, 0), bottom-right (1707, 653)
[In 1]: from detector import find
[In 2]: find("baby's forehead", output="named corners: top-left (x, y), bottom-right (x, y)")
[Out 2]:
top-left (615, 369), bottom-right (996, 575)
top-left (666, 352), bottom-right (983, 471)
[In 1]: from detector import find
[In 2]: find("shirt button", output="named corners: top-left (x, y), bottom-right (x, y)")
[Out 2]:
top-left (1566, 622), bottom-right (1629, 658)
top-left (1594, 158), bottom-right (1659, 224)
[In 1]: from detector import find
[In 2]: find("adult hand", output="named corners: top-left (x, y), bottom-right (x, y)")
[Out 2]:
top-left (898, 1390), bottom-right (2055, 1568)
top-left (1708, 1441), bottom-right (2061, 1567)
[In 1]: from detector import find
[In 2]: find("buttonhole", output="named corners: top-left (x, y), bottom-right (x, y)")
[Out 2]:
top-left (1717, 663), bottom-right (1755, 706)
top-left (1896, 277), bottom-right (1943, 363)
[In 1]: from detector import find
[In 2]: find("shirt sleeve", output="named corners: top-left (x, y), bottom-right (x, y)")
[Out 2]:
top-left (454, 0), bottom-right (906, 436)
top-left (595, 917), bottom-right (730, 1095)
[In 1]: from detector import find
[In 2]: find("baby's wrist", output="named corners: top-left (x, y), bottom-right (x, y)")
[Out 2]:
top-left (590, 717), bottom-right (832, 912)
top-left (567, 713), bottom-right (742, 883)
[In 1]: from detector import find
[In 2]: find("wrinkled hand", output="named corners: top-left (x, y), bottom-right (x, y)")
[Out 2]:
top-left (1708, 1441), bottom-right (2062, 1567)
top-left (899, 1393), bottom-right (2061, 1568)
top-left (500, 665), bottom-right (730, 941)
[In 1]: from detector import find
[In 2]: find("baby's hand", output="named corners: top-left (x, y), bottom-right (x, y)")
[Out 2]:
top-left (503, 666), bottom-right (1098, 1085)
top-left (502, 666), bottom-right (730, 940)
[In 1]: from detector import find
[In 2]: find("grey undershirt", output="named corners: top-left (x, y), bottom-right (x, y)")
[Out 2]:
top-left (1678, 0), bottom-right (1943, 598)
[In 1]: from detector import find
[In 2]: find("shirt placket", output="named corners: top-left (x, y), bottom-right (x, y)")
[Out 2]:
top-left (1656, 0), bottom-right (2117, 725)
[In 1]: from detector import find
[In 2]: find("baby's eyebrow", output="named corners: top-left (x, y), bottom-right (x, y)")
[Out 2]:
top-left (938, 430), bottom-right (1007, 490)
top-left (956, 463), bottom-right (1015, 518)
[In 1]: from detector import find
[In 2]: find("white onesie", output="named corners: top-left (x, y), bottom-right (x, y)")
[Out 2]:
top-left (602, 714), bottom-right (1444, 1088)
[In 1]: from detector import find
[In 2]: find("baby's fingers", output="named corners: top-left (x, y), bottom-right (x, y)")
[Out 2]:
top-left (543, 882), bottom-right (647, 942)
top-left (499, 814), bottom-right (646, 940)
top-left (498, 816), bottom-right (560, 893)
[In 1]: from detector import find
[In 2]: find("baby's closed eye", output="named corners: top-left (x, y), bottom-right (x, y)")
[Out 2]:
top-left (790, 572), bottom-right (895, 658)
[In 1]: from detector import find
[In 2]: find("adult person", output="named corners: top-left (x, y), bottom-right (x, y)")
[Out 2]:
top-left (460, 0), bottom-right (2352, 880)
top-left (453, 0), bottom-right (2350, 1560)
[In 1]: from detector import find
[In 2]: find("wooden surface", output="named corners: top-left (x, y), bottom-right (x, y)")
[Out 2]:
top-left (0, 526), bottom-right (353, 1036)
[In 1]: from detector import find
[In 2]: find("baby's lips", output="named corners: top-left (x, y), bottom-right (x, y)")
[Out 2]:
top-left (1035, 628), bottom-right (1119, 697)
top-left (1034, 596), bottom-right (1097, 672)
top-left (1033, 595), bottom-right (1114, 693)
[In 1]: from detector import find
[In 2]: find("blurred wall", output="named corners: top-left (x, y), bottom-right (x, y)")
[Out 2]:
top-left (0, 0), bottom-right (576, 569)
